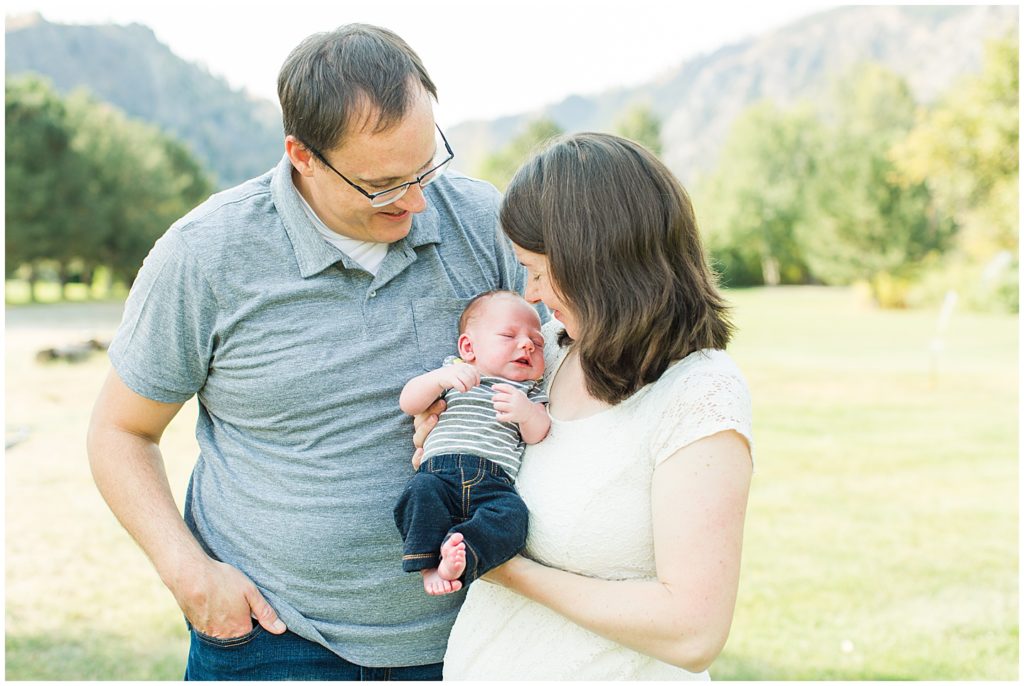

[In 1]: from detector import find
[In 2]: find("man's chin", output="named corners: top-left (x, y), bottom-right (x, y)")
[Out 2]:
top-left (372, 211), bottom-right (415, 236)
top-left (371, 216), bottom-right (414, 242)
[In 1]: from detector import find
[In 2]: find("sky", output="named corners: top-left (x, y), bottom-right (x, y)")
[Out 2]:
top-left (5, 1), bottom-right (837, 126)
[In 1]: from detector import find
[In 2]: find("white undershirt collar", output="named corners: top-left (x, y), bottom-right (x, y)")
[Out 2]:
top-left (293, 180), bottom-right (388, 275)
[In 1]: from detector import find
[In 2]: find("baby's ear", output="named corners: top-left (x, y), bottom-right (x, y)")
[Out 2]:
top-left (457, 333), bottom-right (475, 362)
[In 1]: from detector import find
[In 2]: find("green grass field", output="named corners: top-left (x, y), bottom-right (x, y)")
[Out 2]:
top-left (4, 287), bottom-right (1018, 679)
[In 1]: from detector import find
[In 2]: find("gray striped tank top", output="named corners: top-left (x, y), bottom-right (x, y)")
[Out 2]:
top-left (422, 376), bottom-right (548, 479)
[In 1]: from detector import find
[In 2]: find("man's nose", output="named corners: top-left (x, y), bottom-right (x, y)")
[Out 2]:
top-left (394, 182), bottom-right (427, 214)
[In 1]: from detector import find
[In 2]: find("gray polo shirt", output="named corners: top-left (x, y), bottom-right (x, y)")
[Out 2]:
top-left (108, 154), bottom-right (525, 666)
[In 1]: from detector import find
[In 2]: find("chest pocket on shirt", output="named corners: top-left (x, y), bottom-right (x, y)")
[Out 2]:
top-left (411, 297), bottom-right (472, 371)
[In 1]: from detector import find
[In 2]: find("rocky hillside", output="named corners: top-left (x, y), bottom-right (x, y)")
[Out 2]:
top-left (447, 5), bottom-right (1019, 182)
top-left (6, 13), bottom-right (283, 187)
top-left (6, 6), bottom-right (1017, 187)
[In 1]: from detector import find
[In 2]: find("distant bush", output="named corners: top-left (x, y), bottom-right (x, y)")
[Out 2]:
top-left (907, 253), bottom-right (1018, 314)
top-left (694, 36), bottom-right (1018, 310)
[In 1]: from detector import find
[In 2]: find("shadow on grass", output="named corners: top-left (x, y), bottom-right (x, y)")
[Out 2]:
top-left (6, 629), bottom-right (188, 680)
top-left (711, 652), bottom-right (920, 680)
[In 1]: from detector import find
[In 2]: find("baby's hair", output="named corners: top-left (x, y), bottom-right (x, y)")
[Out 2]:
top-left (458, 290), bottom-right (524, 334)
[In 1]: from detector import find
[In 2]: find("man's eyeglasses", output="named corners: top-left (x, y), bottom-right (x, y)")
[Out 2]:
top-left (303, 124), bottom-right (455, 207)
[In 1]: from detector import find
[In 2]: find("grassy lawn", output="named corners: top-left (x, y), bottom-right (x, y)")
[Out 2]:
top-left (4, 278), bottom-right (129, 305)
top-left (4, 287), bottom-right (1018, 679)
top-left (715, 287), bottom-right (1018, 680)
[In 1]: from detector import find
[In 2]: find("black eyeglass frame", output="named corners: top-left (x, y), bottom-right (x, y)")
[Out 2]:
top-left (302, 124), bottom-right (455, 206)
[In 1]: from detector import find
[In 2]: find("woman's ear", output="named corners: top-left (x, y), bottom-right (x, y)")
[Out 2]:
top-left (457, 333), bottom-right (476, 362)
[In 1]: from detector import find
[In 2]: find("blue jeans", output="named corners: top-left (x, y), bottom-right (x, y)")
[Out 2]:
top-left (393, 453), bottom-right (529, 584)
top-left (184, 623), bottom-right (443, 680)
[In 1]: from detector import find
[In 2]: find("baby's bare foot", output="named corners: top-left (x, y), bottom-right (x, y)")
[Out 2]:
top-left (421, 567), bottom-right (462, 595)
top-left (438, 532), bottom-right (467, 581)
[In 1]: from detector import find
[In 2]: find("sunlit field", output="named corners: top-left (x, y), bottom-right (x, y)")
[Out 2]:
top-left (719, 287), bottom-right (1018, 680)
top-left (5, 286), bottom-right (1017, 679)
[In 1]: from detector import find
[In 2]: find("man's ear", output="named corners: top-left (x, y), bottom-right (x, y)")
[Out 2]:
top-left (457, 333), bottom-right (475, 362)
top-left (285, 135), bottom-right (316, 176)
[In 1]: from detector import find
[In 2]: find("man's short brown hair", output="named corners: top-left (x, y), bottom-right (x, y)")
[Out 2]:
top-left (278, 24), bottom-right (437, 153)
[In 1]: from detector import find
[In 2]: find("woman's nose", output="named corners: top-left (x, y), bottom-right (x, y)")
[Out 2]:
top-left (524, 281), bottom-right (540, 303)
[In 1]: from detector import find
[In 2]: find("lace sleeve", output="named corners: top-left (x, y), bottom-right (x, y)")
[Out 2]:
top-left (650, 356), bottom-right (754, 468)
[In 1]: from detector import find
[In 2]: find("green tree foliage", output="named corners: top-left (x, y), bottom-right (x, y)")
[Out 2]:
top-left (6, 20), bottom-right (283, 186)
top-left (5, 76), bottom-right (90, 297)
top-left (697, 63), bottom-right (963, 306)
top-left (893, 36), bottom-right (1018, 311)
top-left (477, 118), bottom-right (564, 191)
top-left (64, 89), bottom-right (213, 285)
top-left (798, 64), bottom-right (954, 306)
top-left (695, 102), bottom-right (820, 286)
top-left (614, 104), bottom-right (662, 155)
top-left (5, 76), bottom-right (215, 295)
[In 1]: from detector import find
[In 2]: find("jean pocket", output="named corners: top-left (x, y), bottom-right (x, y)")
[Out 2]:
top-left (192, 623), bottom-right (264, 648)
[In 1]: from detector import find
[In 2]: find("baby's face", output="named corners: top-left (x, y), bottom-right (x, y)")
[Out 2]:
top-left (461, 296), bottom-right (545, 381)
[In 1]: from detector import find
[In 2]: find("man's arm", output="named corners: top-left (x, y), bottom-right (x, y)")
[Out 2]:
top-left (410, 398), bottom-right (446, 471)
top-left (87, 368), bottom-right (286, 638)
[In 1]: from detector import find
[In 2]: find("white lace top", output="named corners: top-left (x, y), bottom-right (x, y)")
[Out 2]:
top-left (443, 319), bottom-right (753, 681)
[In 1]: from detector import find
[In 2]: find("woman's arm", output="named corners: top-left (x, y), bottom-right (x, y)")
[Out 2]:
top-left (515, 401), bottom-right (551, 444)
top-left (484, 429), bottom-right (752, 672)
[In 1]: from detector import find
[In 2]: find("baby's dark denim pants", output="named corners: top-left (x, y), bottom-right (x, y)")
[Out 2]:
top-left (393, 453), bottom-right (528, 584)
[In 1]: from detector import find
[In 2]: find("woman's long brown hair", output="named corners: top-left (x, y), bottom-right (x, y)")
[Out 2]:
top-left (500, 132), bottom-right (733, 404)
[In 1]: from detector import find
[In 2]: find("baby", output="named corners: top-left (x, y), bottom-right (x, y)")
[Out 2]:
top-left (393, 290), bottom-right (550, 595)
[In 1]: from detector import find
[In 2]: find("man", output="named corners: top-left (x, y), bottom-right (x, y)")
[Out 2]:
top-left (87, 24), bottom-right (525, 680)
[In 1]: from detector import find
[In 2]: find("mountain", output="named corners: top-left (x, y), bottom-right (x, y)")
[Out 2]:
top-left (5, 13), bottom-right (283, 187)
top-left (6, 7), bottom-right (1017, 189)
top-left (447, 5), bottom-right (1019, 183)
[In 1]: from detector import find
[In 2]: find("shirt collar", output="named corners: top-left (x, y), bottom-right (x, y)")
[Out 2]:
top-left (271, 154), bottom-right (441, 278)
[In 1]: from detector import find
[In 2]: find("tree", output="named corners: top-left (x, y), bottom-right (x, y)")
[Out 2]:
top-left (5, 77), bottom-right (214, 297)
top-left (893, 36), bottom-right (1018, 311)
top-left (477, 118), bottom-right (564, 191)
top-left (5, 76), bottom-right (89, 299)
top-left (65, 89), bottom-right (214, 286)
top-left (614, 104), bottom-right (662, 155)
top-left (799, 64), bottom-right (954, 306)
top-left (695, 102), bottom-right (820, 287)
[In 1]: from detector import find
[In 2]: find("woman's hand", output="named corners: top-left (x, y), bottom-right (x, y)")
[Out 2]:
top-left (410, 397), bottom-right (446, 470)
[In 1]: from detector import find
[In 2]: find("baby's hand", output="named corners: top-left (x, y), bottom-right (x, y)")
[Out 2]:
top-left (491, 383), bottom-right (533, 423)
top-left (434, 363), bottom-right (480, 393)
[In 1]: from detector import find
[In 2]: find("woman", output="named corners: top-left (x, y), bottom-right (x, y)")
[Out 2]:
top-left (422, 132), bottom-right (753, 680)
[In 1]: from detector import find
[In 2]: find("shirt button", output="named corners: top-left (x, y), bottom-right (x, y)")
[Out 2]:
top-left (369, 290), bottom-right (377, 298)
